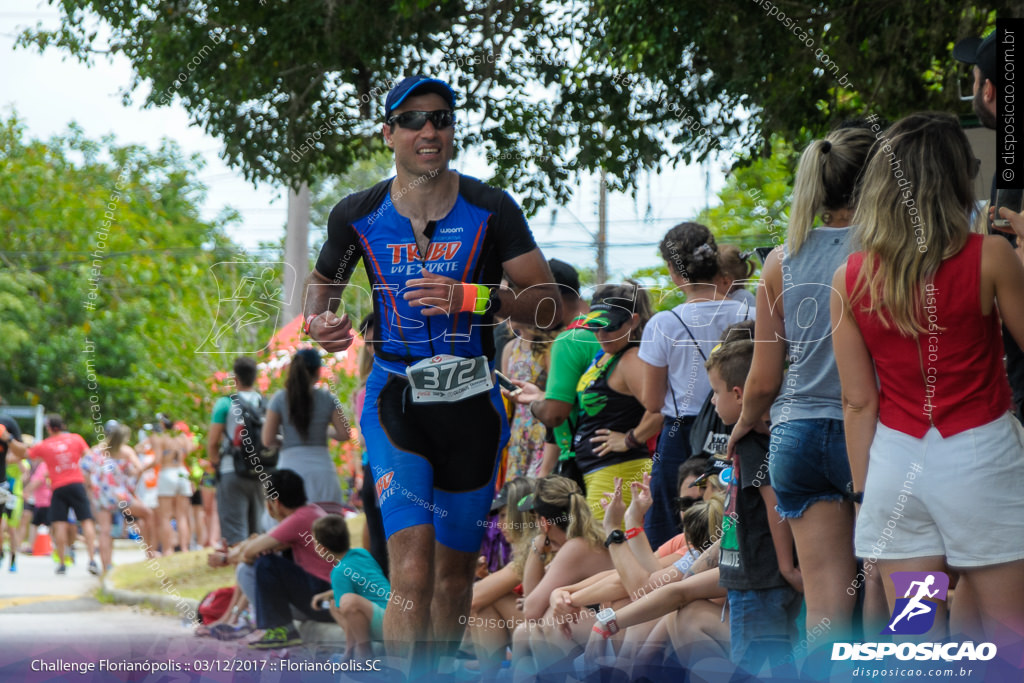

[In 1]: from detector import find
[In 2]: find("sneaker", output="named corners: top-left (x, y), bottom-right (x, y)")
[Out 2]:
top-left (55, 564), bottom-right (66, 575)
top-left (211, 620), bottom-right (256, 641)
top-left (88, 560), bottom-right (100, 576)
top-left (8, 560), bottom-right (16, 573)
top-left (247, 625), bottom-right (302, 650)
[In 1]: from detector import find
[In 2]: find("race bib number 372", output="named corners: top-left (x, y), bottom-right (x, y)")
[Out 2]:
top-left (405, 355), bottom-right (493, 404)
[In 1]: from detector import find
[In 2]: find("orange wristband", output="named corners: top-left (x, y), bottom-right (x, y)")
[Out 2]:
top-left (457, 283), bottom-right (490, 314)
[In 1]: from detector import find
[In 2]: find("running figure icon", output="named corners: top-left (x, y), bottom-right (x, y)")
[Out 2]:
top-left (888, 574), bottom-right (940, 631)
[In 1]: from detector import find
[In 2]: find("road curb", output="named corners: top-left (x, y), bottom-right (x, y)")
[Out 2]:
top-left (99, 575), bottom-right (200, 618)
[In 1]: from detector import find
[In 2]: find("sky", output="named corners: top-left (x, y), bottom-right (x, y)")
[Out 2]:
top-left (0, 0), bottom-right (727, 281)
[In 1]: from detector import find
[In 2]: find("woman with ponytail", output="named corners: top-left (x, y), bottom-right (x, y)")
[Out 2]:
top-left (728, 123), bottom-right (875, 643)
top-left (639, 222), bottom-right (753, 549)
top-left (263, 348), bottom-right (351, 505)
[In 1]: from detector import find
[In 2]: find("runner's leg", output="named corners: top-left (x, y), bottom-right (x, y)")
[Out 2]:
top-left (432, 543), bottom-right (478, 660)
top-left (384, 524), bottom-right (434, 665)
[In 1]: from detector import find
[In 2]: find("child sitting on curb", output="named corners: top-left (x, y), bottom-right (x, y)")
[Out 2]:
top-left (310, 514), bottom-right (393, 661)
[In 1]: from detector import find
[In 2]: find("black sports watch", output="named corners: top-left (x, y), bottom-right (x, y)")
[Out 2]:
top-left (488, 287), bottom-right (503, 316)
top-left (604, 530), bottom-right (626, 547)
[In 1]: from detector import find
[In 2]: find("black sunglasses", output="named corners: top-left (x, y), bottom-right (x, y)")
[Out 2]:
top-left (386, 110), bottom-right (455, 131)
top-left (675, 495), bottom-right (701, 511)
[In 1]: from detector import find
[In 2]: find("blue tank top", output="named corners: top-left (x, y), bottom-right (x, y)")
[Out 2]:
top-left (314, 174), bottom-right (537, 375)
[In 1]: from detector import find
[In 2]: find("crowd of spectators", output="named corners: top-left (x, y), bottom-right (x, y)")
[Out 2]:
top-left (4, 107), bottom-right (1024, 679)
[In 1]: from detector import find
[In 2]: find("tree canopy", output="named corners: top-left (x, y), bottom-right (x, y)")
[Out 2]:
top-left (0, 115), bottom-right (280, 436)
top-left (18, 2), bottom-right (1006, 215)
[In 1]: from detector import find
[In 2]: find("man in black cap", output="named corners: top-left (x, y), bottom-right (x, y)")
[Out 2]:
top-left (303, 75), bottom-right (561, 672)
top-left (954, 33), bottom-right (998, 131)
top-left (956, 32), bottom-right (1024, 420)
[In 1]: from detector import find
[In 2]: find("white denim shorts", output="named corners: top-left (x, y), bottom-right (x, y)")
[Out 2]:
top-left (854, 413), bottom-right (1024, 568)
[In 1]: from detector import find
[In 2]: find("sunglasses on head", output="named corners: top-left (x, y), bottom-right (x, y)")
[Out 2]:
top-left (386, 110), bottom-right (455, 131)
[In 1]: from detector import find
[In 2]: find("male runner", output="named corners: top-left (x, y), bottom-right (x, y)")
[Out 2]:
top-left (18, 414), bottom-right (97, 574)
top-left (304, 75), bottom-right (561, 671)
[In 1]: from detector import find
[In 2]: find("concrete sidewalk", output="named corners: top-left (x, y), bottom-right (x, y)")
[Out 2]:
top-left (0, 540), bottom-right (363, 682)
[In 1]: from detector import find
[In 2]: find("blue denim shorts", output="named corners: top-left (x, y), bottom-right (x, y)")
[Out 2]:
top-left (728, 586), bottom-right (801, 671)
top-left (768, 418), bottom-right (852, 519)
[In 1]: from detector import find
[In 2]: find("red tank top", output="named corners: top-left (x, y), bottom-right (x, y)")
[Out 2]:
top-left (846, 234), bottom-right (1011, 438)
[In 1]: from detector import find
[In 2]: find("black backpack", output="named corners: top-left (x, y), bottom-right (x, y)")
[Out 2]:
top-left (224, 394), bottom-right (279, 479)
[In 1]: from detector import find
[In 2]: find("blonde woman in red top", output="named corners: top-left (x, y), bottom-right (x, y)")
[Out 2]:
top-left (831, 112), bottom-right (1024, 645)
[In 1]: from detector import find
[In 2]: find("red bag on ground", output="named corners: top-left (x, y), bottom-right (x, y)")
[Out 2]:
top-left (198, 586), bottom-right (234, 624)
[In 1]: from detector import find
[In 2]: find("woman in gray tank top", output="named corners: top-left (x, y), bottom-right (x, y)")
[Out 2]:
top-left (262, 348), bottom-right (351, 505)
top-left (726, 126), bottom-right (875, 646)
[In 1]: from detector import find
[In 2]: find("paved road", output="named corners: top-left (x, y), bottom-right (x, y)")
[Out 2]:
top-left (0, 542), bottom-right (388, 682)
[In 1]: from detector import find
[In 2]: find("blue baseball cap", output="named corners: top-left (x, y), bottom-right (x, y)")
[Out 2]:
top-left (384, 76), bottom-right (456, 120)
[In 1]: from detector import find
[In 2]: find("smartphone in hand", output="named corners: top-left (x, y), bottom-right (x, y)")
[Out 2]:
top-left (495, 370), bottom-right (521, 396)
top-left (993, 188), bottom-right (1024, 228)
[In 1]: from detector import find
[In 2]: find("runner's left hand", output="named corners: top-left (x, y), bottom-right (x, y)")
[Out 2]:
top-left (404, 269), bottom-right (463, 316)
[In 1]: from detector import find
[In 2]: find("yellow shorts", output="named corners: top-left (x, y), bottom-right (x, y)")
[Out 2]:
top-left (583, 458), bottom-right (652, 525)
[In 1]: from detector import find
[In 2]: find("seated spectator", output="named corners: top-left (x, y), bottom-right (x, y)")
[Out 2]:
top-left (466, 477), bottom-right (537, 677)
top-left (534, 458), bottom-right (711, 662)
top-left (207, 469), bottom-right (335, 650)
top-left (309, 514), bottom-right (390, 661)
top-left (586, 490), bottom-right (724, 675)
top-left (510, 475), bottom-right (613, 678)
top-left (585, 534), bottom-right (727, 671)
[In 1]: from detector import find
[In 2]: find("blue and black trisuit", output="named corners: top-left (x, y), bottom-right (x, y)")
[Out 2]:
top-left (314, 174), bottom-right (536, 551)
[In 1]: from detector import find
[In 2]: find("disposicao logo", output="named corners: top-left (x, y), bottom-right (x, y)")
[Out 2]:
top-left (884, 571), bottom-right (949, 635)
top-left (831, 571), bottom-right (997, 663)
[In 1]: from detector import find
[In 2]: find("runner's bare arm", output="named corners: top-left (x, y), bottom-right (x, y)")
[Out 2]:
top-left (499, 248), bottom-right (562, 330)
top-left (4, 437), bottom-right (25, 460)
top-left (304, 270), bottom-right (354, 353)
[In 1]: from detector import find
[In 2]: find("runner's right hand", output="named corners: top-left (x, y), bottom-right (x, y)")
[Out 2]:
top-left (310, 311), bottom-right (354, 352)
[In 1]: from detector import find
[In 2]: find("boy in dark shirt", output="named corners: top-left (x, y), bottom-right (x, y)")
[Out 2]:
top-left (706, 340), bottom-right (802, 675)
